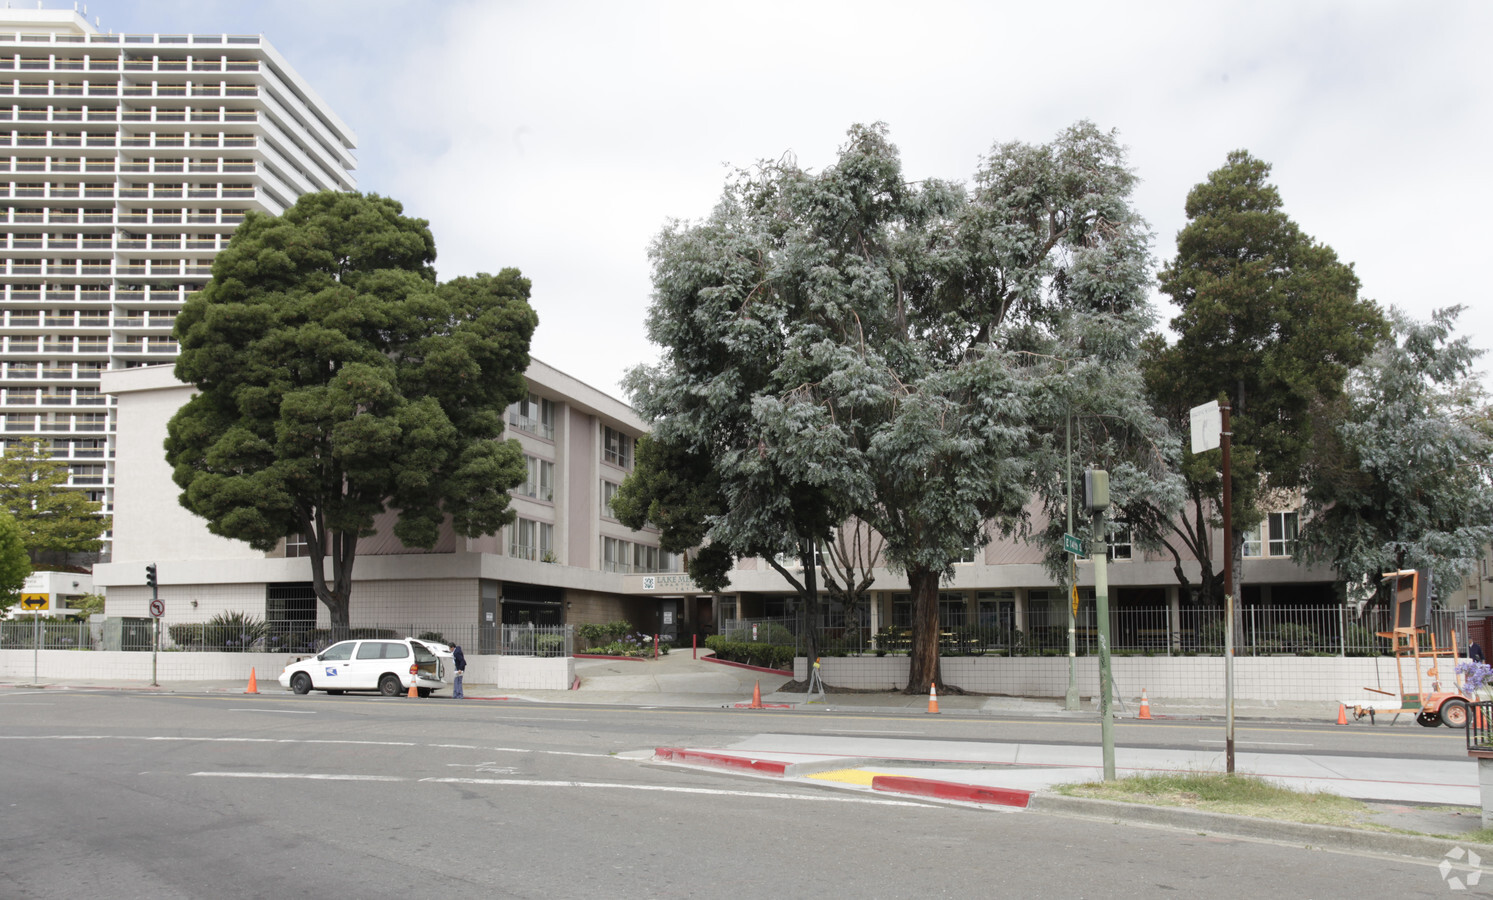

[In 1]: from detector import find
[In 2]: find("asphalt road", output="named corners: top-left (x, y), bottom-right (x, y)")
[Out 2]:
top-left (0, 689), bottom-right (1473, 899)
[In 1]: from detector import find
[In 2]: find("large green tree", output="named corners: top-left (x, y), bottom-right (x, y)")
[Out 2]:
top-left (625, 122), bottom-right (1161, 692)
top-left (1137, 151), bottom-right (1387, 603)
top-left (0, 510), bottom-right (32, 615)
top-left (167, 191), bottom-right (537, 626)
top-left (1298, 307), bottom-right (1493, 602)
top-left (0, 436), bottom-right (107, 567)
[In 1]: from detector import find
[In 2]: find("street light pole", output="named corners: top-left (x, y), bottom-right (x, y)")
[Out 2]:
top-left (1065, 408), bottom-right (1080, 711)
top-left (1222, 401), bottom-right (1235, 774)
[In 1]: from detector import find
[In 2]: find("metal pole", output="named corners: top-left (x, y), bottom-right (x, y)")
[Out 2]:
top-left (1222, 401), bottom-right (1235, 775)
top-left (32, 612), bottom-right (39, 684)
top-left (1093, 508), bottom-right (1114, 781)
top-left (1065, 408), bottom-right (1079, 710)
top-left (151, 581), bottom-right (159, 688)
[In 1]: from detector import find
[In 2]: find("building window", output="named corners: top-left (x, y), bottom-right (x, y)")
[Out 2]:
top-left (1108, 522), bottom-right (1132, 561)
top-left (977, 590), bottom-right (1015, 629)
top-left (603, 536), bottom-right (630, 573)
top-left (956, 543), bottom-right (977, 564)
top-left (1268, 511), bottom-right (1298, 557)
top-left (939, 592), bottom-right (967, 627)
top-left (602, 480), bottom-right (620, 517)
top-left (603, 426), bottom-right (632, 469)
top-left (510, 518), bottom-right (552, 561)
top-left (508, 393), bottom-right (554, 440)
top-left (521, 456), bottom-right (554, 501)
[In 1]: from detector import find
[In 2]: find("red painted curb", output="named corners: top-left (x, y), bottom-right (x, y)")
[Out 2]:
top-left (869, 775), bottom-right (1031, 808)
top-left (700, 656), bottom-right (794, 676)
top-left (653, 747), bottom-right (787, 776)
top-left (732, 701), bottom-right (793, 709)
top-left (574, 653), bottom-right (648, 661)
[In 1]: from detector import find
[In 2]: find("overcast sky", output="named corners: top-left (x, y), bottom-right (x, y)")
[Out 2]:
top-left (95, 0), bottom-right (1492, 401)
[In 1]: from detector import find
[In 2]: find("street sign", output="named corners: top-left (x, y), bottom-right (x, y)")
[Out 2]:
top-left (1190, 400), bottom-right (1222, 454)
top-left (149, 598), bottom-right (165, 618)
top-left (19, 593), bottom-right (47, 610)
top-left (1063, 533), bottom-right (1086, 556)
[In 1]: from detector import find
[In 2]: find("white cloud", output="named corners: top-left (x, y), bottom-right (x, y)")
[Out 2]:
top-left (108, 0), bottom-right (1493, 396)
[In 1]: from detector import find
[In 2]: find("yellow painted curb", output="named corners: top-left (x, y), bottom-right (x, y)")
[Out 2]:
top-left (805, 768), bottom-right (893, 787)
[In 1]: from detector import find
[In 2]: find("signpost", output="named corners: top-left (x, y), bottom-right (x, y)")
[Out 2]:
top-left (1191, 399), bottom-right (1235, 774)
top-left (147, 563), bottom-right (161, 688)
top-left (1063, 533), bottom-right (1085, 556)
top-left (19, 594), bottom-right (47, 610)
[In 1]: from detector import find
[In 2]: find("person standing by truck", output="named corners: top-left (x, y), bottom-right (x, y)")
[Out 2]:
top-left (452, 643), bottom-right (467, 699)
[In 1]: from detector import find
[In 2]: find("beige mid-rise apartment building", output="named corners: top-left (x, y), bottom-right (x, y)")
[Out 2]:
top-left (0, 8), bottom-right (355, 556)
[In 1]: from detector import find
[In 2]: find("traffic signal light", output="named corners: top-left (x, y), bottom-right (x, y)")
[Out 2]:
top-left (145, 563), bottom-right (157, 588)
top-left (1082, 469), bottom-right (1110, 514)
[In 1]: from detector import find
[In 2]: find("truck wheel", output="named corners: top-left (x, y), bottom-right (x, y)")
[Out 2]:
top-left (290, 672), bottom-right (311, 695)
top-left (379, 674), bottom-right (402, 696)
top-left (1417, 710), bottom-right (1441, 727)
top-left (1441, 699), bottom-right (1470, 728)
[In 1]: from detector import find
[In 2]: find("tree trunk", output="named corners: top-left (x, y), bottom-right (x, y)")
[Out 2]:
top-left (904, 565), bottom-right (942, 693)
top-left (800, 540), bottom-right (821, 665)
top-left (306, 527), bottom-right (353, 629)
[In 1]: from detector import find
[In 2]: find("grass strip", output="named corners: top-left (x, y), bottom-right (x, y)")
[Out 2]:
top-left (1058, 772), bottom-right (1382, 830)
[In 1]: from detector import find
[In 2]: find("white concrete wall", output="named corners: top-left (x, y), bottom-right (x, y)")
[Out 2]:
top-left (463, 654), bottom-right (574, 690)
top-left (796, 655), bottom-right (1426, 703)
top-left (1, 650), bottom-right (574, 691)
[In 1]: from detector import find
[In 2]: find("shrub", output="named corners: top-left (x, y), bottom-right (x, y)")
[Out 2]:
top-left (1274, 622), bottom-right (1318, 653)
top-left (575, 620), bottom-right (633, 651)
top-left (204, 611), bottom-right (269, 652)
top-left (706, 639), bottom-right (793, 670)
top-left (418, 631), bottom-right (447, 644)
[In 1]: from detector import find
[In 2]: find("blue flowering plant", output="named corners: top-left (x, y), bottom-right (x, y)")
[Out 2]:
top-left (1456, 659), bottom-right (1493, 695)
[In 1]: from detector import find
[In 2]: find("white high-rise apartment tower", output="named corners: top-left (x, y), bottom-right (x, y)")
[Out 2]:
top-left (0, 8), bottom-right (355, 557)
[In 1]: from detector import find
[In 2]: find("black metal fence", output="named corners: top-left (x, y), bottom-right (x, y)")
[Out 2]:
top-left (0, 618), bottom-right (573, 658)
top-left (724, 606), bottom-right (1470, 658)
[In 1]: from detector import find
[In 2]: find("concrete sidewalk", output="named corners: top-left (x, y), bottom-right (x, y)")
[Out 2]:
top-left (647, 734), bottom-right (1493, 864)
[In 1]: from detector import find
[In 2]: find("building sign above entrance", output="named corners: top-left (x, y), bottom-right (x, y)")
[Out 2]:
top-left (631, 573), bottom-right (700, 594)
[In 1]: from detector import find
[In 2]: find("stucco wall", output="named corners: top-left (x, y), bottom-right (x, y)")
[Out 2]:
top-left (794, 655), bottom-right (1424, 703)
top-left (1, 650), bottom-right (573, 690)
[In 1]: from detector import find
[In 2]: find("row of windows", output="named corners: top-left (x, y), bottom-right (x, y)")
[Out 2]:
top-left (508, 392), bottom-right (554, 440)
top-left (603, 426), bottom-right (632, 469)
top-left (519, 456), bottom-right (553, 501)
top-left (1245, 511), bottom-right (1298, 558)
top-left (510, 517), bottom-right (553, 562)
top-left (602, 536), bottom-right (679, 575)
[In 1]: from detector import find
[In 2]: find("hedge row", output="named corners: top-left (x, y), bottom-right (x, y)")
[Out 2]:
top-left (704, 636), bottom-right (794, 671)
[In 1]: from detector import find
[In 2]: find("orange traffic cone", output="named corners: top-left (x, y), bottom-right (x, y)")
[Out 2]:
top-left (1337, 703), bottom-right (1348, 725)
top-left (245, 668), bottom-right (259, 694)
top-left (749, 680), bottom-right (764, 709)
top-left (407, 664), bottom-right (419, 698)
top-left (1138, 689), bottom-right (1152, 720)
top-left (927, 683), bottom-right (940, 714)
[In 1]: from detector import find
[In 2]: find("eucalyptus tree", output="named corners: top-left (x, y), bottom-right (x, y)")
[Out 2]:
top-left (167, 191), bottom-right (536, 627)
top-left (1298, 307), bottom-right (1493, 602)
top-left (1137, 151), bottom-right (1387, 604)
top-left (627, 121), bottom-right (1159, 692)
top-left (0, 436), bottom-right (106, 567)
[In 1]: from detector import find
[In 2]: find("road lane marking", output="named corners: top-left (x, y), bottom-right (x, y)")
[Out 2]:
top-left (0, 735), bottom-right (619, 760)
top-left (833, 730), bottom-right (924, 735)
top-left (421, 777), bottom-right (931, 805)
top-left (183, 771), bottom-right (930, 806)
top-left (230, 708), bottom-right (316, 714)
top-left (193, 772), bottom-right (404, 782)
top-left (1198, 740), bottom-right (1313, 747)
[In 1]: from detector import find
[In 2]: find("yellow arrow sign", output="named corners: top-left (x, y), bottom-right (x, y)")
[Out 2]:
top-left (19, 593), bottom-right (47, 610)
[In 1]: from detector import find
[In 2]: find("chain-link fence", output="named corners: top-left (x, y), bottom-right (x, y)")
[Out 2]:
top-left (0, 618), bottom-right (573, 657)
top-left (721, 606), bottom-right (1470, 658)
